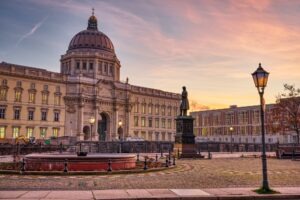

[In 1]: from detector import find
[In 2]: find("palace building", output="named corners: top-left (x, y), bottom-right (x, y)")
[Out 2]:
top-left (191, 104), bottom-right (297, 144)
top-left (0, 13), bottom-right (181, 143)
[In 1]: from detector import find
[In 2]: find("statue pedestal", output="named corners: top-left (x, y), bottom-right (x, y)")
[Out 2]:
top-left (175, 116), bottom-right (204, 159)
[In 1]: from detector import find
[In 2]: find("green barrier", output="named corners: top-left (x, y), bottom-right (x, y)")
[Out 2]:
top-left (44, 139), bottom-right (51, 145)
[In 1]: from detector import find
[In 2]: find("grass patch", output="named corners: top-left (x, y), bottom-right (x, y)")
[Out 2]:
top-left (254, 187), bottom-right (279, 194)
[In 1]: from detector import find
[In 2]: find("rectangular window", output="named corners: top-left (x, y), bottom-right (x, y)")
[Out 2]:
top-left (29, 92), bottom-right (35, 103)
top-left (83, 62), bottom-right (87, 70)
top-left (167, 120), bottom-right (172, 129)
top-left (0, 126), bottom-right (5, 138)
top-left (56, 86), bottom-right (60, 93)
top-left (141, 117), bottom-right (146, 127)
top-left (54, 95), bottom-right (60, 105)
top-left (162, 132), bottom-right (166, 141)
top-left (53, 128), bottom-right (58, 137)
top-left (14, 109), bottom-right (20, 120)
top-left (13, 127), bottom-right (20, 138)
top-left (162, 119), bottom-right (166, 128)
top-left (89, 62), bottom-right (93, 70)
top-left (168, 107), bottom-right (172, 116)
top-left (41, 111), bottom-right (47, 121)
top-left (148, 131), bottom-right (153, 141)
top-left (16, 81), bottom-right (22, 87)
top-left (98, 62), bottom-right (102, 73)
top-left (0, 89), bottom-right (7, 101)
top-left (134, 116), bottom-right (139, 127)
top-left (28, 111), bottom-right (34, 120)
top-left (155, 118), bottom-right (159, 128)
top-left (141, 131), bottom-right (146, 139)
top-left (148, 105), bottom-right (152, 114)
top-left (54, 112), bottom-right (59, 122)
top-left (43, 85), bottom-right (48, 91)
top-left (142, 104), bottom-right (146, 114)
top-left (15, 90), bottom-right (22, 102)
top-left (162, 107), bottom-right (166, 115)
top-left (104, 63), bottom-right (108, 73)
top-left (76, 62), bottom-right (80, 70)
top-left (134, 103), bottom-right (139, 113)
top-left (0, 108), bottom-right (5, 119)
top-left (27, 128), bottom-right (33, 138)
top-left (155, 105), bottom-right (159, 115)
top-left (42, 93), bottom-right (48, 104)
top-left (30, 83), bottom-right (35, 89)
top-left (148, 118), bottom-right (152, 127)
top-left (40, 128), bottom-right (47, 138)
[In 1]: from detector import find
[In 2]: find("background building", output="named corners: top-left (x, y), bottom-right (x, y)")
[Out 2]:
top-left (191, 104), bottom-right (297, 144)
top-left (0, 13), bottom-right (180, 143)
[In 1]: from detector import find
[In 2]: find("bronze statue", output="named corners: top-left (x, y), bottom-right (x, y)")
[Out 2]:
top-left (180, 86), bottom-right (189, 116)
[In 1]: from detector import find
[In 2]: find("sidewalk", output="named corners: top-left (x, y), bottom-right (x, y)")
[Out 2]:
top-left (0, 187), bottom-right (299, 199)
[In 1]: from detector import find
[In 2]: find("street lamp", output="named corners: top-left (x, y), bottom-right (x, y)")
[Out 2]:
top-left (229, 127), bottom-right (234, 153)
top-left (118, 120), bottom-right (123, 153)
top-left (252, 63), bottom-right (270, 191)
top-left (89, 116), bottom-right (95, 153)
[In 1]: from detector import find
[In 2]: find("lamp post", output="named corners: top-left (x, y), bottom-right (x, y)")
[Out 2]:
top-left (252, 63), bottom-right (270, 191)
top-left (229, 127), bottom-right (234, 153)
top-left (89, 116), bottom-right (96, 153)
top-left (118, 120), bottom-right (123, 153)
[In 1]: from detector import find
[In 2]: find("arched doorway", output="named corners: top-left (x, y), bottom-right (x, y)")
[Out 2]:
top-left (98, 113), bottom-right (109, 141)
top-left (83, 126), bottom-right (90, 140)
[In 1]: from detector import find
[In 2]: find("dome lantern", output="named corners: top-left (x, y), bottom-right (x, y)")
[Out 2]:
top-left (87, 8), bottom-right (98, 31)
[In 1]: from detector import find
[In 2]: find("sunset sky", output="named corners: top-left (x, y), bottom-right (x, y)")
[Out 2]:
top-left (0, 0), bottom-right (300, 110)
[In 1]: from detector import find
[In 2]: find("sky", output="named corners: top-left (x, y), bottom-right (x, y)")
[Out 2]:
top-left (0, 0), bottom-right (300, 110)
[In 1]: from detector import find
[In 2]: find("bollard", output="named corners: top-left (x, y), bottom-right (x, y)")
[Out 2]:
top-left (20, 158), bottom-right (25, 174)
top-left (107, 159), bottom-right (112, 172)
top-left (155, 154), bottom-right (158, 162)
top-left (173, 156), bottom-right (176, 166)
top-left (137, 153), bottom-right (140, 162)
top-left (168, 153), bottom-right (171, 164)
top-left (177, 148), bottom-right (180, 159)
top-left (63, 159), bottom-right (68, 173)
top-left (208, 151), bottom-right (212, 159)
top-left (165, 157), bottom-right (169, 168)
top-left (59, 142), bottom-right (63, 154)
top-left (292, 150), bottom-right (295, 160)
top-left (143, 157), bottom-right (148, 170)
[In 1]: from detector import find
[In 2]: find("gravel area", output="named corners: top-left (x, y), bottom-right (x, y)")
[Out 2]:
top-left (0, 157), bottom-right (299, 190)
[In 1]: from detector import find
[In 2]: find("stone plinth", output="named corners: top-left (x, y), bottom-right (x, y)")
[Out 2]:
top-left (175, 116), bottom-right (204, 158)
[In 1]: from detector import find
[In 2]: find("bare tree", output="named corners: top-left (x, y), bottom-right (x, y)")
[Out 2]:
top-left (275, 84), bottom-right (300, 144)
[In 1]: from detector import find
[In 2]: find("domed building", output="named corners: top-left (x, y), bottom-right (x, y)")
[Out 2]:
top-left (0, 13), bottom-right (180, 143)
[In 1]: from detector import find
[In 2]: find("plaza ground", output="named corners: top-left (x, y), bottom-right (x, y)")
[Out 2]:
top-left (0, 153), bottom-right (300, 190)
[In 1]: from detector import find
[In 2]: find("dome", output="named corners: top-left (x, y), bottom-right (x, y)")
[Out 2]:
top-left (67, 14), bottom-right (115, 53)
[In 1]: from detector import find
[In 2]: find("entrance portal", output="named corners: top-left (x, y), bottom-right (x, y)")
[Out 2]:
top-left (98, 113), bottom-right (108, 141)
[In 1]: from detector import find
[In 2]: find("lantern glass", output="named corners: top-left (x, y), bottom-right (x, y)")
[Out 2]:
top-left (89, 116), bottom-right (95, 124)
top-left (252, 63), bottom-right (269, 88)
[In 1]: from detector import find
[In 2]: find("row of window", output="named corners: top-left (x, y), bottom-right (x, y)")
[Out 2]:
top-left (74, 61), bottom-right (114, 75)
top-left (0, 126), bottom-right (59, 139)
top-left (0, 89), bottom-right (61, 105)
top-left (1, 80), bottom-right (60, 91)
top-left (0, 107), bottom-right (60, 122)
top-left (134, 104), bottom-right (178, 116)
top-left (133, 116), bottom-right (174, 129)
top-left (133, 131), bottom-right (174, 141)
top-left (200, 126), bottom-right (264, 136)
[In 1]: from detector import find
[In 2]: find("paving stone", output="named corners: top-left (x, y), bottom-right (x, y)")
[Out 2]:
top-left (171, 189), bottom-right (210, 196)
top-left (19, 191), bottom-right (50, 199)
top-left (44, 191), bottom-right (93, 199)
top-left (146, 189), bottom-right (178, 197)
top-left (0, 191), bottom-right (28, 199)
top-left (93, 190), bottom-right (130, 199)
top-left (126, 189), bottom-right (152, 198)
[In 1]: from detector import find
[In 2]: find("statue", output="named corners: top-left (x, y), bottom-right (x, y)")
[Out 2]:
top-left (180, 86), bottom-right (189, 116)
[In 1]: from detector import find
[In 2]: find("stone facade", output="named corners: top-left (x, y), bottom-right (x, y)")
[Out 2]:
top-left (0, 14), bottom-right (180, 143)
top-left (191, 104), bottom-right (297, 144)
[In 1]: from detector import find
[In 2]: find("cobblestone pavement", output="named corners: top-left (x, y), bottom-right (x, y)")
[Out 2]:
top-left (0, 158), bottom-right (299, 190)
